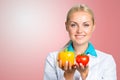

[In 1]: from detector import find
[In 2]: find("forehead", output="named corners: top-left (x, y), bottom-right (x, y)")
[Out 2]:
top-left (69, 11), bottom-right (92, 22)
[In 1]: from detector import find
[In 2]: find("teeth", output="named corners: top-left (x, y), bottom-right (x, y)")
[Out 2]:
top-left (75, 35), bottom-right (84, 39)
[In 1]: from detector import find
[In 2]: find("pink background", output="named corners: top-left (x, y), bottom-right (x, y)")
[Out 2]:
top-left (0, 0), bottom-right (119, 80)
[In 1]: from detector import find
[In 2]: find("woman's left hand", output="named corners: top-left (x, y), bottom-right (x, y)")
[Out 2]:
top-left (76, 63), bottom-right (89, 80)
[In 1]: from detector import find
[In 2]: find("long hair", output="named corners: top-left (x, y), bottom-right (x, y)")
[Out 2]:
top-left (63, 4), bottom-right (95, 50)
top-left (66, 4), bottom-right (95, 25)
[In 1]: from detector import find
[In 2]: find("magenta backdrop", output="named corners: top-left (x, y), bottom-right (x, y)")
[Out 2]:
top-left (0, 0), bottom-right (119, 80)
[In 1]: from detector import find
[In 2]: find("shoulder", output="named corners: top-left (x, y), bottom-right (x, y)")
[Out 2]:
top-left (46, 51), bottom-right (59, 60)
top-left (95, 49), bottom-right (113, 58)
top-left (95, 50), bottom-right (116, 65)
top-left (44, 51), bottom-right (60, 67)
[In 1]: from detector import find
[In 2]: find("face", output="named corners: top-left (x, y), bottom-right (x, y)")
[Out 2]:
top-left (66, 11), bottom-right (95, 45)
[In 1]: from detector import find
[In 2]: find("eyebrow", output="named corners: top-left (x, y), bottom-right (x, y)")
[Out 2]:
top-left (68, 21), bottom-right (91, 24)
top-left (68, 21), bottom-right (78, 24)
top-left (83, 21), bottom-right (90, 24)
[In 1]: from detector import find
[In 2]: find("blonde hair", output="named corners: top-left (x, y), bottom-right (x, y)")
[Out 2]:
top-left (63, 4), bottom-right (95, 49)
top-left (66, 4), bottom-right (95, 25)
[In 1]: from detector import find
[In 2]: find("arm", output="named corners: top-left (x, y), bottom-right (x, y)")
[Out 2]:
top-left (102, 55), bottom-right (117, 80)
top-left (44, 53), bottom-right (58, 80)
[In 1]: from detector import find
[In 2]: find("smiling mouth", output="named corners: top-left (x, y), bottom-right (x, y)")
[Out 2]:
top-left (75, 35), bottom-right (85, 39)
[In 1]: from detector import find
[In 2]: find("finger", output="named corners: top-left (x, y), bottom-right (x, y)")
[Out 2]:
top-left (59, 60), bottom-right (62, 68)
top-left (57, 59), bottom-right (60, 67)
top-left (71, 59), bottom-right (76, 69)
top-left (68, 62), bottom-right (72, 70)
top-left (72, 64), bottom-right (77, 69)
top-left (75, 63), bottom-right (79, 69)
top-left (80, 63), bottom-right (85, 70)
top-left (57, 59), bottom-right (59, 67)
top-left (64, 61), bottom-right (68, 70)
top-left (84, 65), bottom-right (89, 70)
top-left (85, 64), bottom-right (89, 68)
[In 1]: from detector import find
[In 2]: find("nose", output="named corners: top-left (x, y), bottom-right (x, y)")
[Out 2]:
top-left (77, 26), bottom-right (83, 33)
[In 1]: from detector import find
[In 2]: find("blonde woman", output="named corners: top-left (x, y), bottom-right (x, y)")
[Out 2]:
top-left (44, 4), bottom-right (117, 80)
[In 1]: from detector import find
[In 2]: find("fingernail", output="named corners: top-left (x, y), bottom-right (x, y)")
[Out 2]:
top-left (80, 63), bottom-right (82, 66)
top-left (66, 61), bottom-right (68, 64)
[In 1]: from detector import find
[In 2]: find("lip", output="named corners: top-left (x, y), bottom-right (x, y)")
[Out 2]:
top-left (75, 35), bottom-right (85, 39)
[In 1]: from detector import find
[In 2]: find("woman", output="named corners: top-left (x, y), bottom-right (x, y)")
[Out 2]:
top-left (44, 4), bottom-right (117, 80)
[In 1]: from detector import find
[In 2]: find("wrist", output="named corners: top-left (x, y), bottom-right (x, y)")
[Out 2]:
top-left (81, 73), bottom-right (87, 80)
top-left (64, 72), bottom-right (74, 80)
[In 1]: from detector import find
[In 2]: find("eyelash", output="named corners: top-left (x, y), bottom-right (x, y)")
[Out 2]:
top-left (71, 23), bottom-right (77, 27)
top-left (68, 22), bottom-right (90, 28)
top-left (84, 24), bottom-right (89, 27)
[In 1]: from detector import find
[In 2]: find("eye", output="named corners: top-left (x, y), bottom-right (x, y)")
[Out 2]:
top-left (85, 24), bottom-right (89, 26)
top-left (69, 22), bottom-right (78, 28)
top-left (83, 23), bottom-right (90, 27)
top-left (71, 23), bottom-right (77, 27)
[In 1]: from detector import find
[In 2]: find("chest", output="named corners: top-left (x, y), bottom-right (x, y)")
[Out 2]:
top-left (87, 56), bottom-right (106, 80)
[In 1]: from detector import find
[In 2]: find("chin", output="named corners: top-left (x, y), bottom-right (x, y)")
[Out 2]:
top-left (74, 40), bottom-right (88, 45)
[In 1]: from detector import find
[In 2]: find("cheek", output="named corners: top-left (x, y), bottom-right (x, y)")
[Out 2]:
top-left (68, 29), bottom-right (76, 36)
top-left (85, 28), bottom-right (94, 35)
top-left (67, 27), bottom-right (75, 34)
top-left (85, 29), bottom-right (91, 34)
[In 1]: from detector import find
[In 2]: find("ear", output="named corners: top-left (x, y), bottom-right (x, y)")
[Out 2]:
top-left (65, 22), bottom-right (68, 31)
top-left (92, 24), bottom-right (96, 32)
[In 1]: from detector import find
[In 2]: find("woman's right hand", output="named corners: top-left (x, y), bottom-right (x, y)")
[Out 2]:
top-left (58, 60), bottom-right (76, 80)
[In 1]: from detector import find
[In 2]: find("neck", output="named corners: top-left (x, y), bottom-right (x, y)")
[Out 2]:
top-left (73, 42), bottom-right (88, 55)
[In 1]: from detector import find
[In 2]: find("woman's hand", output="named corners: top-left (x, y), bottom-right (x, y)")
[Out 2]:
top-left (58, 60), bottom-right (76, 80)
top-left (58, 60), bottom-right (89, 80)
top-left (76, 63), bottom-right (89, 80)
